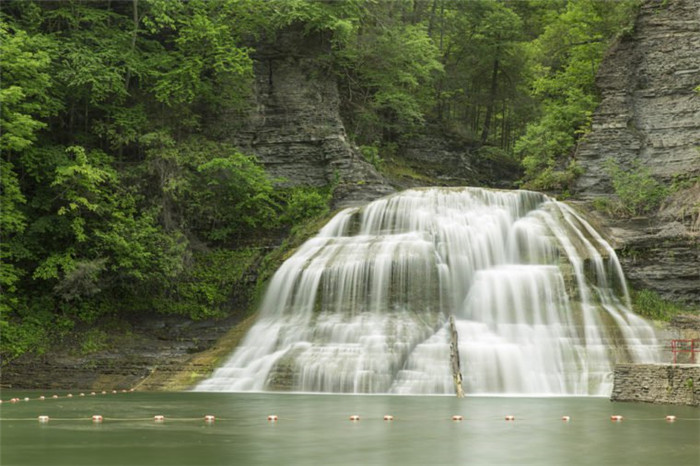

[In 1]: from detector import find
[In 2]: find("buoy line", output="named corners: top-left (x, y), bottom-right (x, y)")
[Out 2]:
top-left (1, 388), bottom-right (136, 405)
top-left (0, 414), bottom-right (692, 423)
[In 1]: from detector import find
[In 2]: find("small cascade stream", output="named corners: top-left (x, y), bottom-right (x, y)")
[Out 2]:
top-left (196, 188), bottom-right (659, 395)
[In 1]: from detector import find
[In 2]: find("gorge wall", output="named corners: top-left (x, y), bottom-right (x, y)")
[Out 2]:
top-left (221, 28), bottom-right (394, 208)
top-left (573, 0), bottom-right (700, 305)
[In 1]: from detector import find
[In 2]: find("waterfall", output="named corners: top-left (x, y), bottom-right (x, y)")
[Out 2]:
top-left (196, 187), bottom-right (659, 395)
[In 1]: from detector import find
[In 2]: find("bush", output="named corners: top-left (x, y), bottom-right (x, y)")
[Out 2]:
top-left (601, 158), bottom-right (668, 216)
top-left (279, 186), bottom-right (331, 226)
top-left (359, 145), bottom-right (384, 171)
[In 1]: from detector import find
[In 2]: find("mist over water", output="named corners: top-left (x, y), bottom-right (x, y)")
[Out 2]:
top-left (197, 188), bottom-right (659, 395)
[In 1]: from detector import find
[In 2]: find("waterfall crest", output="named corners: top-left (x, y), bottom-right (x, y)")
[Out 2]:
top-left (196, 188), bottom-right (659, 395)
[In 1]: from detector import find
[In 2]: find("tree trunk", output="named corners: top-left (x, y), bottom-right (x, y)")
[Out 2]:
top-left (480, 56), bottom-right (499, 145)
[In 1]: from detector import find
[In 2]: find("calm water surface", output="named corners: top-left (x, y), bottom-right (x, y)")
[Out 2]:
top-left (1, 392), bottom-right (698, 465)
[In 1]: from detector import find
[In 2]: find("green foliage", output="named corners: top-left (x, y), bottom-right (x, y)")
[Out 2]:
top-left (359, 145), bottom-right (384, 171)
top-left (154, 248), bottom-right (261, 320)
top-left (597, 158), bottom-right (669, 217)
top-left (337, 11), bottom-right (443, 143)
top-left (279, 186), bottom-right (331, 227)
top-left (630, 288), bottom-right (692, 321)
top-left (79, 328), bottom-right (110, 355)
top-left (141, 135), bottom-right (281, 243)
top-left (0, 19), bottom-right (59, 152)
top-left (516, 0), bottom-right (639, 190)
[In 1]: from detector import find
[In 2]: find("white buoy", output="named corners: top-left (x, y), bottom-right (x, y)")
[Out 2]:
top-left (67, 394), bottom-right (73, 398)
top-left (112, 390), bottom-right (117, 394)
top-left (39, 396), bottom-right (45, 400)
top-left (52, 395), bottom-right (58, 399)
top-left (267, 415), bottom-right (278, 422)
top-left (24, 397), bottom-right (29, 402)
top-left (90, 392), bottom-right (96, 396)
top-left (79, 393), bottom-right (85, 397)
top-left (92, 415), bottom-right (103, 423)
top-left (451, 415), bottom-right (464, 421)
top-left (38, 416), bottom-right (50, 423)
top-left (505, 415), bottom-right (515, 421)
top-left (383, 415), bottom-right (394, 421)
top-left (204, 415), bottom-right (216, 423)
top-left (610, 415), bottom-right (623, 422)
top-left (561, 416), bottom-right (571, 422)
top-left (154, 415), bottom-right (165, 422)
top-left (101, 391), bottom-right (107, 395)
top-left (665, 415), bottom-right (677, 422)
top-left (349, 415), bottom-right (360, 421)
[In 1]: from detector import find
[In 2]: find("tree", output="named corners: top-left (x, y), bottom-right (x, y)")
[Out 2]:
top-left (515, 0), bottom-right (638, 190)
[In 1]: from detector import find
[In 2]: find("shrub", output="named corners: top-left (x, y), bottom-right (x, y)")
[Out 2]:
top-left (601, 158), bottom-right (668, 216)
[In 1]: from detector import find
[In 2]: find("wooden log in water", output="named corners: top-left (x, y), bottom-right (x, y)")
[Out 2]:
top-left (449, 315), bottom-right (465, 398)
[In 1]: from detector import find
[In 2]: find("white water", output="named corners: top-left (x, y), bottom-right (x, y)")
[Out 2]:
top-left (197, 188), bottom-right (659, 395)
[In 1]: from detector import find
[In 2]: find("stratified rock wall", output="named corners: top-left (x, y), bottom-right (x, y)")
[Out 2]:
top-left (230, 28), bottom-right (394, 208)
top-left (573, 0), bottom-right (700, 305)
top-left (575, 0), bottom-right (700, 195)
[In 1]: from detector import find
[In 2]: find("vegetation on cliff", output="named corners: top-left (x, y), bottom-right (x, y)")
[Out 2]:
top-left (1, 0), bottom-right (641, 363)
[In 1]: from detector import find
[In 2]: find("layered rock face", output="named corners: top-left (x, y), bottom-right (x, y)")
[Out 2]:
top-left (573, 0), bottom-right (700, 305)
top-left (229, 28), bottom-right (394, 208)
top-left (575, 0), bottom-right (700, 194)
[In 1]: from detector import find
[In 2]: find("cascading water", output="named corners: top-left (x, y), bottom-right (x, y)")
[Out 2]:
top-left (196, 187), bottom-right (660, 395)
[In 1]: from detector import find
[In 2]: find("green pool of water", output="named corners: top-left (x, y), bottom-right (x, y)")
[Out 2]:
top-left (1, 392), bottom-right (698, 465)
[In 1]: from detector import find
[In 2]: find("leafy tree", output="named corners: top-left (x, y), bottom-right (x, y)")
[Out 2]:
top-left (337, 4), bottom-right (443, 144)
top-left (516, 0), bottom-right (639, 190)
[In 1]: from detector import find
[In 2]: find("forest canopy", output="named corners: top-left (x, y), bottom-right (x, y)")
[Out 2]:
top-left (0, 0), bottom-right (638, 362)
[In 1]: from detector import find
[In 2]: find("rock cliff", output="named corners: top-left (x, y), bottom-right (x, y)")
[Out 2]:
top-left (573, 0), bottom-right (700, 305)
top-left (225, 28), bottom-right (394, 208)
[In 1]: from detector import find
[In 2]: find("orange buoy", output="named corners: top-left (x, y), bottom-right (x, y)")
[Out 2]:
top-left (505, 415), bottom-right (515, 421)
top-left (349, 415), bottom-right (360, 421)
top-left (665, 415), bottom-right (677, 422)
top-left (154, 415), bottom-right (165, 422)
top-left (451, 415), bottom-right (464, 421)
top-left (561, 416), bottom-right (571, 422)
top-left (38, 416), bottom-right (50, 423)
top-left (610, 415), bottom-right (623, 422)
top-left (383, 415), bottom-right (394, 421)
top-left (267, 415), bottom-right (278, 422)
top-left (92, 415), bottom-right (103, 423)
top-left (204, 415), bottom-right (216, 423)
